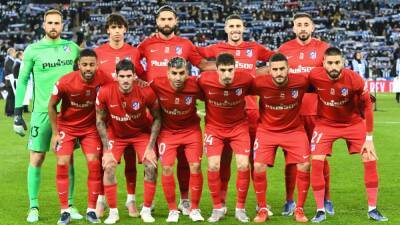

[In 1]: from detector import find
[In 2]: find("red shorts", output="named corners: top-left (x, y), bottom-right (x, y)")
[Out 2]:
top-left (253, 127), bottom-right (310, 166)
top-left (158, 128), bottom-right (202, 166)
top-left (204, 122), bottom-right (250, 157)
top-left (301, 115), bottom-right (317, 141)
top-left (108, 132), bottom-right (155, 163)
top-left (311, 120), bottom-right (366, 156)
top-left (56, 128), bottom-right (101, 156)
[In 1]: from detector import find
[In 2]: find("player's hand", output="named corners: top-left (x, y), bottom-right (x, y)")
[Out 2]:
top-left (102, 153), bottom-right (114, 169)
top-left (136, 79), bottom-right (148, 88)
top-left (362, 139), bottom-right (378, 160)
top-left (13, 107), bottom-right (27, 136)
top-left (143, 148), bottom-right (157, 168)
top-left (50, 133), bottom-right (61, 152)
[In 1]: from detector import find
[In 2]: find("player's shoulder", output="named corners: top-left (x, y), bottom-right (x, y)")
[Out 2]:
top-left (152, 76), bottom-right (168, 87)
top-left (309, 67), bottom-right (325, 76)
top-left (185, 76), bottom-right (201, 89)
top-left (278, 39), bottom-right (297, 50)
top-left (94, 43), bottom-right (107, 52)
top-left (289, 73), bottom-right (308, 85)
top-left (254, 74), bottom-right (270, 86)
top-left (58, 70), bottom-right (79, 84)
top-left (236, 71), bottom-right (254, 81)
top-left (311, 38), bottom-right (330, 49)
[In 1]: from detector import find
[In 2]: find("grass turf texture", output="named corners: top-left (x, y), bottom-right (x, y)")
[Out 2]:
top-left (0, 93), bottom-right (399, 225)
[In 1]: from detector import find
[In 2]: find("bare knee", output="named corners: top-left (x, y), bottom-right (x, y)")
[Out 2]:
top-left (311, 155), bottom-right (326, 161)
top-left (236, 155), bottom-right (249, 171)
top-left (207, 156), bottom-right (220, 172)
top-left (144, 163), bottom-right (157, 182)
top-left (30, 151), bottom-right (46, 167)
top-left (162, 166), bottom-right (174, 176)
top-left (297, 161), bottom-right (310, 172)
top-left (57, 155), bottom-right (70, 166)
top-left (254, 163), bottom-right (266, 173)
top-left (189, 163), bottom-right (201, 174)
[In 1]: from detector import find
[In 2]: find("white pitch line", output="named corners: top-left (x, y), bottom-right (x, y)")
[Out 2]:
top-left (375, 121), bottom-right (400, 124)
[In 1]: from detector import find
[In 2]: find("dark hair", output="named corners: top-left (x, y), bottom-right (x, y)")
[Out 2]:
top-left (156, 5), bottom-right (177, 19)
top-left (106, 13), bottom-right (128, 30)
top-left (325, 47), bottom-right (342, 56)
top-left (44, 9), bottom-right (63, 21)
top-left (16, 51), bottom-right (23, 58)
top-left (116, 59), bottom-right (135, 74)
top-left (226, 14), bottom-right (243, 22)
top-left (216, 53), bottom-right (235, 67)
top-left (78, 48), bottom-right (97, 60)
top-left (168, 57), bottom-right (187, 69)
top-left (293, 12), bottom-right (313, 22)
top-left (269, 53), bottom-right (288, 63)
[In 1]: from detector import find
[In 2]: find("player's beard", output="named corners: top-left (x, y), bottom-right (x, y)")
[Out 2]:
top-left (82, 71), bottom-right (95, 81)
top-left (230, 32), bottom-right (242, 43)
top-left (46, 29), bottom-right (61, 40)
top-left (327, 69), bottom-right (341, 80)
top-left (273, 76), bottom-right (288, 86)
top-left (157, 25), bottom-right (176, 36)
top-left (298, 32), bottom-right (310, 42)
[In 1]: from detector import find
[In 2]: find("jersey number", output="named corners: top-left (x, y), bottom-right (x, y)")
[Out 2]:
top-left (311, 131), bottom-right (323, 144)
top-left (31, 126), bottom-right (39, 137)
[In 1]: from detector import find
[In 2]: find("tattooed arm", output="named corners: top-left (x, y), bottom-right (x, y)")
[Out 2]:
top-left (143, 102), bottom-right (161, 168)
top-left (96, 108), bottom-right (109, 150)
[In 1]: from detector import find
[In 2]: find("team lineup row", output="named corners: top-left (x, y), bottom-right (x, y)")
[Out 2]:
top-left (12, 6), bottom-right (388, 225)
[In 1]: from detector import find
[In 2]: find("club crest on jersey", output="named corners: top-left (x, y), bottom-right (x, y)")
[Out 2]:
top-left (341, 88), bottom-right (348, 96)
top-left (175, 46), bottom-right (183, 55)
top-left (330, 88), bottom-right (335, 95)
top-left (246, 49), bottom-right (253, 58)
top-left (309, 51), bottom-right (317, 59)
top-left (175, 97), bottom-right (180, 104)
top-left (132, 102), bottom-right (140, 110)
top-left (185, 96), bottom-right (192, 105)
top-left (291, 89), bottom-right (298, 98)
top-left (63, 45), bottom-right (71, 53)
top-left (235, 88), bottom-right (243, 96)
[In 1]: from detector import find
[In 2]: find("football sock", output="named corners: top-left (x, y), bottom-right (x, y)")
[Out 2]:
top-left (236, 170), bottom-right (250, 209)
top-left (296, 170), bottom-right (310, 208)
top-left (285, 163), bottom-right (297, 201)
top-left (311, 159), bottom-right (325, 209)
top-left (253, 170), bottom-right (267, 208)
top-left (104, 184), bottom-right (117, 208)
top-left (56, 164), bottom-right (69, 209)
top-left (124, 150), bottom-right (137, 195)
top-left (68, 160), bottom-right (75, 206)
top-left (189, 172), bottom-right (203, 209)
top-left (364, 161), bottom-right (378, 207)
top-left (87, 160), bottom-right (101, 209)
top-left (143, 181), bottom-right (156, 208)
top-left (162, 175), bottom-right (177, 210)
top-left (177, 151), bottom-right (190, 199)
top-left (28, 164), bottom-right (41, 208)
top-left (323, 160), bottom-right (331, 200)
top-left (207, 170), bottom-right (222, 208)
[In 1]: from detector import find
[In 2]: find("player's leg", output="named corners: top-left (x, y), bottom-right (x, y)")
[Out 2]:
top-left (123, 147), bottom-right (139, 217)
top-left (176, 147), bottom-right (190, 214)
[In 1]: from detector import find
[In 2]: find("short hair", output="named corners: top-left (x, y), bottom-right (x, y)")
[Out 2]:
top-left (168, 57), bottom-right (187, 69)
top-left (269, 53), bottom-right (288, 63)
top-left (293, 12), bottom-right (313, 22)
top-left (324, 47), bottom-right (342, 56)
top-left (116, 59), bottom-right (135, 74)
top-left (78, 48), bottom-right (97, 60)
top-left (106, 13), bottom-right (128, 30)
top-left (7, 48), bottom-right (15, 55)
top-left (16, 51), bottom-right (23, 58)
top-left (44, 9), bottom-right (63, 21)
top-left (225, 14), bottom-right (243, 23)
top-left (216, 53), bottom-right (235, 67)
top-left (156, 5), bottom-right (177, 19)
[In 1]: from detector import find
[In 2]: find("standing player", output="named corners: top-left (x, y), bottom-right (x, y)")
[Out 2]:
top-left (138, 5), bottom-right (214, 214)
top-left (48, 49), bottom-right (113, 224)
top-left (197, 15), bottom-right (274, 212)
top-left (199, 53), bottom-right (252, 223)
top-left (277, 12), bottom-right (331, 216)
top-left (13, 9), bottom-right (81, 222)
top-left (309, 47), bottom-right (387, 222)
top-left (96, 59), bottom-right (160, 224)
top-left (150, 57), bottom-right (204, 222)
top-left (251, 53), bottom-right (311, 223)
top-left (94, 13), bottom-right (144, 218)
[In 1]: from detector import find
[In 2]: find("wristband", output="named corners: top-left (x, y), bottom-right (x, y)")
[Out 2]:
top-left (366, 135), bottom-right (373, 141)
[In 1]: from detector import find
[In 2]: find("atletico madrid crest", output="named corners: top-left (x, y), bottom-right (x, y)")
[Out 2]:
top-left (309, 51), bottom-right (317, 59)
top-left (63, 45), bottom-right (71, 53)
top-left (132, 102), bottom-right (140, 110)
top-left (246, 49), bottom-right (253, 58)
top-left (235, 88), bottom-right (242, 96)
top-left (291, 89), bottom-right (298, 98)
top-left (341, 88), bottom-right (348, 96)
top-left (185, 96), bottom-right (192, 105)
top-left (176, 46), bottom-right (183, 55)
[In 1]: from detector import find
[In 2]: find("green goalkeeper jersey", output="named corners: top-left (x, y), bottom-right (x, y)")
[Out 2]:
top-left (15, 38), bottom-right (80, 112)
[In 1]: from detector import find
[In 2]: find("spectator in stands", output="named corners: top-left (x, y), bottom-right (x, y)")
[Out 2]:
top-left (391, 47), bottom-right (400, 103)
top-left (351, 51), bottom-right (369, 79)
top-left (4, 48), bottom-right (16, 116)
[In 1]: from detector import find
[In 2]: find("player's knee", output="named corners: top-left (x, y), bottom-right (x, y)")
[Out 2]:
top-left (144, 163), bottom-right (157, 182)
top-left (311, 154), bottom-right (326, 161)
top-left (254, 163), bottom-right (265, 173)
top-left (56, 156), bottom-right (70, 166)
top-left (208, 161), bottom-right (220, 172)
top-left (162, 166), bottom-right (174, 176)
top-left (297, 161), bottom-right (310, 172)
top-left (86, 153), bottom-right (99, 162)
top-left (236, 157), bottom-right (249, 171)
top-left (361, 153), bottom-right (377, 162)
top-left (30, 152), bottom-right (45, 167)
top-left (103, 160), bottom-right (116, 174)
top-left (189, 163), bottom-right (201, 174)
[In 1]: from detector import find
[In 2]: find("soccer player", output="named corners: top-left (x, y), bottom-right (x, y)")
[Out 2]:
top-left (309, 47), bottom-right (387, 222)
top-left (150, 57), bottom-right (204, 222)
top-left (197, 15), bottom-right (274, 212)
top-left (13, 9), bottom-right (81, 222)
top-left (198, 53), bottom-right (253, 223)
top-left (94, 13), bottom-right (144, 218)
top-left (138, 5), bottom-right (214, 214)
top-left (96, 59), bottom-right (160, 224)
top-left (48, 49), bottom-right (113, 224)
top-left (277, 12), bottom-right (331, 216)
top-left (251, 53), bottom-right (311, 223)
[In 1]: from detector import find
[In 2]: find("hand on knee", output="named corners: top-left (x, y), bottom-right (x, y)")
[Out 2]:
top-left (254, 163), bottom-right (265, 173)
top-left (144, 163), bottom-right (157, 182)
top-left (297, 162), bottom-right (310, 172)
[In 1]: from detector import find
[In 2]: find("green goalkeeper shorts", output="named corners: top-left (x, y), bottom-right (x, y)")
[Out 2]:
top-left (27, 112), bottom-right (52, 152)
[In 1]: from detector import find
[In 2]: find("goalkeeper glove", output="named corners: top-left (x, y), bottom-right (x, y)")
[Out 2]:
top-left (13, 107), bottom-right (27, 136)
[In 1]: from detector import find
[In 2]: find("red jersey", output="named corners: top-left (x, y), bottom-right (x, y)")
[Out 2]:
top-left (150, 76), bottom-right (202, 131)
top-left (198, 41), bottom-right (274, 110)
top-left (138, 34), bottom-right (203, 81)
top-left (278, 38), bottom-right (329, 116)
top-left (96, 82), bottom-right (158, 139)
top-left (252, 74), bottom-right (309, 132)
top-left (309, 67), bottom-right (367, 125)
top-left (198, 70), bottom-right (253, 128)
top-left (94, 43), bottom-right (145, 80)
top-left (51, 70), bottom-right (113, 135)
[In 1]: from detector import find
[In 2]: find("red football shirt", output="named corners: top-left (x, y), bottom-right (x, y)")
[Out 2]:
top-left (96, 82), bottom-right (158, 139)
top-left (198, 41), bottom-right (274, 110)
top-left (94, 43), bottom-right (145, 80)
top-left (150, 76), bottom-right (202, 131)
top-left (309, 67), bottom-right (366, 125)
top-left (252, 74), bottom-right (309, 132)
top-left (198, 70), bottom-right (253, 128)
top-left (138, 34), bottom-right (203, 81)
top-left (278, 38), bottom-right (329, 116)
top-left (51, 70), bottom-right (113, 135)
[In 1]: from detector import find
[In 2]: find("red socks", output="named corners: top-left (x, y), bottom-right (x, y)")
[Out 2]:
top-left (143, 181), bottom-right (156, 208)
top-left (253, 171), bottom-right (267, 208)
top-left (296, 170), bottom-right (310, 208)
top-left (162, 175), bottom-right (177, 210)
top-left (311, 160), bottom-right (325, 209)
top-left (364, 161), bottom-right (378, 206)
top-left (56, 164), bottom-right (69, 209)
top-left (190, 173), bottom-right (203, 209)
top-left (87, 160), bottom-right (101, 209)
top-left (104, 184), bottom-right (117, 208)
top-left (323, 160), bottom-right (331, 200)
top-left (177, 149), bottom-right (190, 199)
top-left (236, 170), bottom-right (250, 208)
top-left (220, 146), bottom-right (233, 203)
top-left (123, 149), bottom-right (137, 195)
top-left (207, 171), bottom-right (222, 208)
top-left (285, 163), bottom-right (297, 201)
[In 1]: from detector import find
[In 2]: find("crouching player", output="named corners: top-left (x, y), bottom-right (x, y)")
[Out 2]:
top-left (48, 49), bottom-right (114, 224)
top-left (95, 59), bottom-right (161, 224)
top-left (150, 57), bottom-right (204, 222)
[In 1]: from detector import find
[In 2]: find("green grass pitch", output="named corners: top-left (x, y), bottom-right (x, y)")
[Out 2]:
top-left (0, 93), bottom-right (399, 224)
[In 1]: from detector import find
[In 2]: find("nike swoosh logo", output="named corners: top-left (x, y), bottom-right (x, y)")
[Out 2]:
top-left (303, 155), bottom-right (309, 159)
top-left (58, 192), bottom-right (67, 195)
top-left (100, 60), bottom-right (108, 64)
top-left (71, 94), bottom-right (80, 97)
top-left (287, 56), bottom-right (293, 60)
top-left (244, 149), bottom-right (250, 153)
top-left (238, 188), bottom-right (246, 192)
top-left (150, 49), bottom-right (158, 53)
top-left (110, 104), bottom-right (118, 108)
top-left (208, 91), bottom-right (217, 95)
top-left (159, 98), bottom-right (168, 101)
top-left (263, 96), bottom-right (274, 99)
top-left (317, 88), bottom-right (327, 91)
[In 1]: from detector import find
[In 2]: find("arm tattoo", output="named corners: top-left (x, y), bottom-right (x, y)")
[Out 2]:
top-left (96, 108), bottom-right (109, 149)
top-left (147, 106), bottom-right (162, 150)
top-left (144, 163), bottom-right (157, 182)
